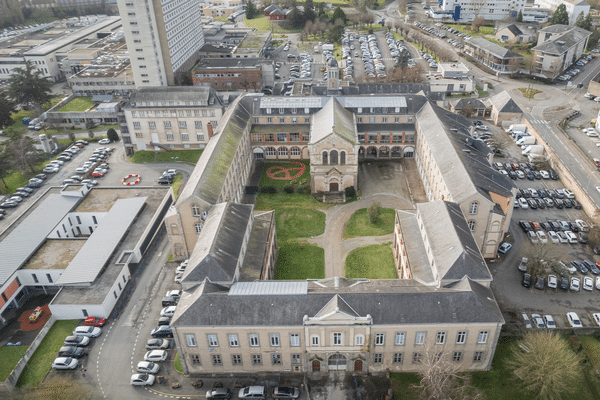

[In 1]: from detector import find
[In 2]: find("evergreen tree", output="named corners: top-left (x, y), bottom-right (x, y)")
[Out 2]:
top-left (331, 6), bottom-right (347, 24)
top-left (304, 0), bottom-right (316, 22)
top-left (7, 61), bottom-right (53, 109)
top-left (317, 2), bottom-right (326, 17)
top-left (516, 10), bottom-right (523, 22)
top-left (576, 12), bottom-right (593, 31)
top-left (0, 92), bottom-right (15, 129)
top-left (106, 128), bottom-right (119, 142)
top-left (550, 4), bottom-right (569, 26)
top-left (246, 1), bottom-right (257, 19)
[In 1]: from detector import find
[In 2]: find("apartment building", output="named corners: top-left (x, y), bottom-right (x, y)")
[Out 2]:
top-left (463, 38), bottom-right (523, 75)
top-left (534, 0), bottom-right (590, 25)
top-left (531, 25), bottom-right (591, 79)
top-left (439, 0), bottom-right (525, 22)
top-left (121, 87), bottom-right (224, 153)
top-left (117, 0), bottom-right (204, 87)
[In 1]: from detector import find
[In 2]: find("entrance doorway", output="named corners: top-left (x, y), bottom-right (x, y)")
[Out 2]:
top-left (328, 354), bottom-right (347, 370)
top-left (354, 359), bottom-right (363, 372)
top-left (312, 360), bottom-right (321, 372)
top-left (329, 182), bottom-right (339, 192)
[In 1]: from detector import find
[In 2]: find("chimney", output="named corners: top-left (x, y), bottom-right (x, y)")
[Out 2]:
top-left (207, 122), bottom-right (214, 138)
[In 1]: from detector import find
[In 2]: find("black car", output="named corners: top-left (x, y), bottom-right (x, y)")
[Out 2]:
top-left (157, 177), bottom-right (173, 185)
top-left (549, 169), bottom-right (558, 180)
top-left (536, 198), bottom-right (545, 209)
top-left (550, 221), bottom-right (562, 231)
top-left (527, 199), bottom-right (538, 209)
top-left (525, 170), bottom-right (534, 180)
top-left (151, 326), bottom-right (173, 338)
top-left (538, 189), bottom-right (547, 198)
top-left (583, 260), bottom-right (597, 274)
top-left (0, 209), bottom-right (5, 215)
top-left (534, 276), bottom-right (544, 290)
top-left (158, 316), bottom-right (171, 326)
top-left (507, 170), bottom-right (517, 180)
top-left (527, 163), bottom-right (536, 171)
top-left (541, 222), bottom-right (552, 231)
top-left (560, 277), bottom-right (569, 290)
top-left (573, 261), bottom-right (588, 274)
top-left (579, 232), bottom-right (589, 245)
top-left (554, 199), bottom-right (564, 209)
top-left (522, 273), bottom-right (532, 288)
top-left (572, 200), bottom-right (582, 209)
top-left (35, 174), bottom-right (47, 180)
top-left (519, 220), bottom-right (533, 232)
top-left (58, 345), bottom-right (86, 358)
top-left (568, 222), bottom-right (579, 233)
top-left (563, 199), bottom-right (573, 208)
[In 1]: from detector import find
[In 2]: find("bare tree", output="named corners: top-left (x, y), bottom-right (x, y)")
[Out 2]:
top-left (507, 331), bottom-right (583, 400)
top-left (8, 136), bottom-right (42, 175)
top-left (471, 17), bottom-right (485, 33)
top-left (521, 242), bottom-right (561, 277)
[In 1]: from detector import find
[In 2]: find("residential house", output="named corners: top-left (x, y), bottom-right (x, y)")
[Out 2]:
top-left (485, 90), bottom-right (524, 126)
top-left (495, 25), bottom-right (531, 44)
top-left (449, 98), bottom-right (487, 118)
top-left (464, 38), bottom-right (523, 75)
top-left (531, 24), bottom-right (591, 79)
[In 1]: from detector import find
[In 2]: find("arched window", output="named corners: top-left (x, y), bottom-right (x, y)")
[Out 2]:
top-left (322, 151), bottom-right (328, 165)
top-left (330, 150), bottom-right (338, 164)
top-left (469, 202), bottom-right (478, 215)
top-left (192, 204), bottom-right (200, 216)
top-left (340, 151), bottom-right (346, 164)
top-left (468, 220), bottom-right (476, 231)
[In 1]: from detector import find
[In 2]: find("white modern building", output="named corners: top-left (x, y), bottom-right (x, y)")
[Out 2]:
top-left (534, 0), bottom-right (590, 25)
top-left (116, 0), bottom-right (205, 87)
top-left (438, 0), bottom-right (526, 22)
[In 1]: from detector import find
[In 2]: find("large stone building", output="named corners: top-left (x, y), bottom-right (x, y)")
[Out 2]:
top-left (170, 202), bottom-right (504, 375)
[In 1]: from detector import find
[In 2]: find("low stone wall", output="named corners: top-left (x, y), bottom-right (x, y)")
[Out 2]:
top-left (1, 315), bottom-right (57, 391)
top-left (520, 118), bottom-right (599, 223)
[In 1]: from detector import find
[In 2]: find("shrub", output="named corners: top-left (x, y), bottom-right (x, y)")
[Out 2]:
top-left (260, 185), bottom-right (277, 194)
top-left (106, 128), bottom-right (119, 142)
top-left (345, 186), bottom-right (356, 199)
top-left (283, 184), bottom-right (295, 194)
top-left (368, 202), bottom-right (381, 224)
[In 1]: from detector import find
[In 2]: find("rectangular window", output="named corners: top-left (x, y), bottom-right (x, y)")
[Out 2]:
top-left (436, 331), bottom-right (446, 345)
top-left (208, 334), bottom-right (218, 347)
top-left (333, 333), bottom-right (342, 345)
top-left (373, 353), bottom-right (383, 364)
top-left (375, 333), bottom-right (385, 346)
top-left (412, 352), bottom-right (422, 364)
top-left (393, 352), bottom-right (403, 364)
top-left (232, 354), bottom-right (242, 365)
top-left (270, 334), bottom-right (280, 347)
top-left (292, 354), bottom-right (301, 364)
top-left (195, 120), bottom-right (202, 129)
top-left (179, 121), bottom-right (187, 128)
top-left (357, 117), bottom-right (362, 123)
top-left (249, 334), bottom-right (259, 347)
top-left (185, 334), bottom-right (197, 347)
top-left (148, 121), bottom-right (156, 128)
top-left (181, 133), bottom-right (189, 141)
top-left (456, 331), bottom-right (467, 344)
top-left (452, 351), bottom-right (463, 362)
top-left (272, 354), bottom-right (282, 365)
top-left (46, 274), bottom-right (53, 283)
top-left (190, 354), bottom-right (201, 365)
top-left (277, 133), bottom-right (287, 142)
top-left (415, 332), bottom-right (426, 345)
top-left (473, 351), bottom-right (484, 362)
top-left (267, 117), bottom-right (272, 123)
top-left (395, 332), bottom-right (405, 346)
top-left (164, 121), bottom-right (171, 128)
top-left (133, 121), bottom-right (141, 129)
top-left (311, 335), bottom-right (319, 346)
top-left (229, 334), bottom-right (239, 347)
top-left (166, 133), bottom-right (174, 141)
top-left (478, 331), bottom-right (488, 344)
top-left (32, 273), bottom-right (38, 283)
top-left (196, 134), bottom-right (205, 141)
top-left (356, 335), bottom-right (364, 346)
top-left (290, 333), bottom-right (300, 347)
top-left (252, 354), bottom-right (262, 365)
top-left (395, 117), bottom-right (400, 123)
top-left (211, 354), bottom-right (222, 366)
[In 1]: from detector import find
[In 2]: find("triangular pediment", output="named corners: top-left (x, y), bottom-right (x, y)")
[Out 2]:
top-left (312, 295), bottom-right (361, 321)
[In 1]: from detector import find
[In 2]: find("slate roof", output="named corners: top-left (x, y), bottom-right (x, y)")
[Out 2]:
top-left (418, 202), bottom-right (492, 283)
top-left (239, 211), bottom-right (274, 282)
top-left (533, 25), bottom-right (592, 55)
top-left (468, 37), bottom-right (523, 59)
top-left (179, 95), bottom-right (251, 205)
top-left (505, 24), bottom-right (523, 37)
top-left (127, 86), bottom-right (221, 107)
top-left (171, 277), bottom-right (504, 327)
top-left (182, 202), bottom-right (254, 284)
top-left (450, 98), bottom-right (486, 110)
top-left (309, 97), bottom-right (357, 145)
top-left (395, 210), bottom-right (435, 285)
top-left (487, 90), bottom-right (523, 114)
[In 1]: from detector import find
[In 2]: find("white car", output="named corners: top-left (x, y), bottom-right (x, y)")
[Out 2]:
top-left (596, 276), bottom-right (600, 290)
top-left (52, 357), bottom-right (79, 370)
top-left (563, 189), bottom-right (575, 199)
top-left (166, 290), bottom-right (181, 299)
top-left (543, 315), bottom-right (556, 329)
top-left (528, 231), bottom-right (539, 244)
top-left (531, 313), bottom-right (545, 328)
top-left (160, 306), bottom-right (176, 317)
top-left (98, 138), bottom-right (111, 144)
top-left (518, 198), bottom-right (529, 209)
top-left (547, 275), bottom-right (557, 289)
top-left (176, 265), bottom-right (186, 274)
top-left (522, 313), bottom-right (532, 329)
top-left (566, 312), bottom-right (583, 328)
top-left (540, 170), bottom-right (550, 179)
top-left (130, 373), bottom-right (156, 386)
top-left (571, 277), bottom-right (580, 291)
top-left (548, 231), bottom-right (560, 244)
top-left (575, 219), bottom-right (589, 232)
top-left (584, 277), bottom-right (594, 291)
top-left (536, 231), bottom-right (548, 244)
top-left (144, 350), bottom-right (168, 362)
top-left (498, 242), bottom-right (512, 254)
top-left (593, 313), bottom-right (600, 327)
top-left (136, 361), bottom-right (160, 374)
top-left (73, 326), bottom-right (102, 338)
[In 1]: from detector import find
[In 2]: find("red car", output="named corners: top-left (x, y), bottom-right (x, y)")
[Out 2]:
top-left (84, 317), bottom-right (105, 327)
top-left (91, 171), bottom-right (105, 177)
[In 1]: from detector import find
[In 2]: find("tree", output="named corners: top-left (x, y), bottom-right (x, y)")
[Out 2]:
top-left (587, 225), bottom-right (600, 249)
top-left (550, 4), bottom-right (569, 26)
top-left (246, 0), bottom-right (258, 19)
top-left (521, 242), bottom-right (561, 277)
top-left (68, 132), bottom-right (76, 143)
top-left (106, 128), bottom-right (119, 142)
top-left (8, 136), bottom-right (43, 174)
top-left (326, 24), bottom-right (344, 44)
top-left (507, 331), bottom-right (582, 400)
top-left (517, 10), bottom-right (523, 22)
top-left (587, 29), bottom-right (600, 51)
top-left (575, 12), bottom-right (592, 31)
top-left (331, 6), bottom-right (347, 24)
top-left (396, 50), bottom-right (410, 68)
top-left (368, 202), bottom-right (381, 224)
top-left (304, 0), bottom-right (316, 22)
top-left (0, 92), bottom-right (16, 129)
top-left (0, 146), bottom-right (11, 189)
top-left (471, 17), bottom-right (485, 33)
top-left (7, 61), bottom-right (53, 109)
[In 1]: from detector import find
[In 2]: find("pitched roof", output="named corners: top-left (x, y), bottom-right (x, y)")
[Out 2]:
top-left (179, 94), bottom-right (250, 205)
top-left (182, 203), bottom-right (254, 284)
top-left (487, 90), bottom-right (523, 114)
top-left (309, 97), bottom-right (357, 145)
top-left (533, 26), bottom-right (592, 55)
top-left (313, 294), bottom-right (361, 319)
top-left (468, 37), bottom-right (523, 59)
top-left (505, 24), bottom-right (523, 37)
top-left (450, 98), bottom-right (486, 110)
top-left (171, 278), bottom-right (505, 327)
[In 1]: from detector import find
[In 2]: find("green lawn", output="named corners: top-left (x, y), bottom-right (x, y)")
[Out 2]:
top-left (275, 243), bottom-right (325, 280)
top-left (244, 16), bottom-right (301, 33)
top-left (174, 353), bottom-right (184, 373)
top-left (344, 208), bottom-right (395, 239)
top-left (57, 97), bottom-right (94, 112)
top-left (129, 151), bottom-right (156, 163)
top-left (259, 160), bottom-right (310, 189)
top-left (471, 335), bottom-right (594, 400)
top-left (0, 346), bottom-right (28, 381)
top-left (156, 149), bottom-right (203, 163)
top-left (345, 243), bottom-right (396, 279)
top-left (390, 372), bottom-right (421, 400)
top-left (275, 208), bottom-right (326, 243)
top-left (256, 193), bottom-right (330, 211)
top-left (448, 24), bottom-right (495, 36)
top-left (17, 320), bottom-right (80, 388)
top-left (171, 173), bottom-right (184, 200)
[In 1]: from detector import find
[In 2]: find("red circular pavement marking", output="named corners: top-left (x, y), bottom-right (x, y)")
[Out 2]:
top-left (267, 161), bottom-right (306, 180)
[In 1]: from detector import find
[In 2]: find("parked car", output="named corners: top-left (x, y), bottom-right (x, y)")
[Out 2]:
top-left (566, 312), bottom-right (583, 328)
top-left (84, 317), bottom-right (105, 326)
top-left (130, 373), bottom-right (156, 386)
top-left (137, 361), bottom-right (160, 374)
top-left (534, 276), bottom-right (544, 290)
top-left (166, 290), bottom-right (182, 299)
top-left (570, 277), bottom-right (580, 291)
top-left (64, 335), bottom-right (90, 347)
top-left (160, 306), bottom-right (177, 317)
top-left (584, 276), bottom-right (594, 291)
top-left (57, 346), bottom-right (85, 358)
top-left (543, 315), bottom-right (556, 329)
top-left (206, 388), bottom-right (233, 399)
top-left (52, 357), bottom-right (79, 370)
top-left (98, 138), bottom-right (111, 144)
top-left (239, 386), bottom-right (266, 399)
top-left (146, 338), bottom-right (171, 350)
top-left (547, 275), bottom-right (557, 289)
top-left (531, 313), bottom-right (545, 328)
top-left (560, 277), bottom-right (569, 290)
top-left (151, 325), bottom-right (173, 338)
top-left (522, 313), bottom-right (532, 329)
top-left (73, 326), bottom-right (101, 337)
top-left (272, 387), bottom-right (300, 399)
top-left (144, 350), bottom-right (168, 362)
top-left (593, 313), bottom-right (600, 327)
top-left (498, 242), bottom-right (512, 254)
top-left (522, 273), bottom-right (532, 288)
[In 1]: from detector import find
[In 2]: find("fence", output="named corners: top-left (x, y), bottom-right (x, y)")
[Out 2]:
top-left (2, 315), bottom-right (57, 391)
